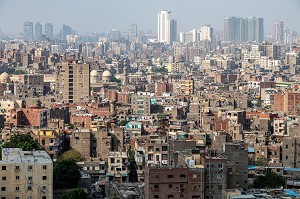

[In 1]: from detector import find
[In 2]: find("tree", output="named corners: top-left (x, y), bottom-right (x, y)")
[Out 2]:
top-left (61, 188), bottom-right (91, 199)
top-left (255, 156), bottom-right (268, 167)
top-left (253, 170), bottom-right (285, 188)
top-left (2, 134), bottom-right (40, 151)
top-left (127, 150), bottom-right (138, 183)
top-left (152, 66), bottom-right (168, 73)
top-left (120, 120), bottom-right (128, 126)
top-left (13, 70), bottom-right (27, 75)
top-left (54, 160), bottom-right (81, 189)
top-left (58, 149), bottom-right (83, 162)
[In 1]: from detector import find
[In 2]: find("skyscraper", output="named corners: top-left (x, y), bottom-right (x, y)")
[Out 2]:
top-left (224, 17), bottom-right (264, 43)
top-left (200, 25), bottom-right (213, 41)
top-left (60, 24), bottom-right (73, 41)
top-left (157, 10), bottom-right (177, 44)
top-left (273, 21), bottom-right (284, 43)
top-left (129, 23), bottom-right (138, 42)
top-left (35, 22), bottom-right (43, 41)
top-left (169, 19), bottom-right (177, 45)
top-left (23, 21), bottom-right (33, 42)
top-left (45, 23), bottom-right (54, 40)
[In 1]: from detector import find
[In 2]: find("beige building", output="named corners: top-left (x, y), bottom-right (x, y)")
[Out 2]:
top-left (107, 151), bottom-right (128, 182)
top-left (55, 60), bottom-right (90, 103)
top-left (0, 148), bottom-right (53, 199)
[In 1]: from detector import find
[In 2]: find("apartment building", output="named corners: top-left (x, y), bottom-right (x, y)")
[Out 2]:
top-left (0, 148), bottom-right (53, 199)
top-left (55, 60), bottom-right (90, 103)
top-left (145, 166), bottom-right (205, 199)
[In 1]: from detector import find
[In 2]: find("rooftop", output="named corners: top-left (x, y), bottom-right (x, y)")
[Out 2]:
top-left (1, 148), bottom-right (52, 164)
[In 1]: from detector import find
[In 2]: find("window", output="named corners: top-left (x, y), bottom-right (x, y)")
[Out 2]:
top-left (167, 175), bottom-right (174, 178)
top-left (16, 176), bottom-right (20, 180)
top-left (180, 174), bottom-right (186, 178)
top-left (154, 195), bottom-right (159, 199)
top-left (1, 187), bottom-right (5, 191)
top-left (15, 166), bottom-right (20, 170)
top-left (154, 184), bottom-right (159, 188)
top-left (42, 165), bottom-right (47, 170)
top-left (217, 164), bottom-right (223, 168)
top-left (28, 166), bottom-right (32, 170)
top-left (42, 197), bottom-right (46, 199)
top-left (28, 176), bottom-right (32, 180)
top-left (15, 187), bottom-right (19, 191)
top-left (27, 186), bottom-right (32, 191)
top-left (169, 184), bottom-right (172, 188)
top-left (167, 195), bottom-right (174, 198)
top-left (2, 177), bottom-right (6, 181)
top-left (15, 197), bottom-right (20, 199)
top-left (42, 176), bottom-right (47, 180)
top-left (1, 166), bottom-right (6, 170)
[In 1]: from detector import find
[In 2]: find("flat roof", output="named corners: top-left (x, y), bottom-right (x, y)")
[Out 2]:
top-left (1, 148), bottom-right (52, 164)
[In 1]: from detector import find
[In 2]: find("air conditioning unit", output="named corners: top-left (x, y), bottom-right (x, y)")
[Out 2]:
top-left (228, 172), bottom-right (233, 176)
top-left (41, 189), bottom-right (46, 193)
top-left (218, 168), bottom-right (223, 172)
top-left (28, 181), bottom-right (32, 184)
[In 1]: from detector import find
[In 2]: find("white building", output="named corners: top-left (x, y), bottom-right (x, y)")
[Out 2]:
top-left (200, 25), bottom-right (213, 41)
top-left (0, 148), bottom-right (53, 199)
top-left (180, 29), bottom-right (198, 43)
top-left (157, 10), bottom-right (177, 44)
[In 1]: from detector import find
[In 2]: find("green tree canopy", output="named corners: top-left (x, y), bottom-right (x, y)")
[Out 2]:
top-left (120, 120), bottom-right (128, 126)
top-left (54, 160), bottom-right (81, 189)
top-left (58, 149), bottom-right (83, 162)
top-left (2, 134), bottom-right (40, 151)
top-left (253, 170), bottom-right (285, 188)
top-left (60, 188), bottom-right (91, 199)
top-left (152, 66), bottom-right (168, 73)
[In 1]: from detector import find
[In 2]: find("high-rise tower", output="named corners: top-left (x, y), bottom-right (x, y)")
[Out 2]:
top-left (35, 22), bottom-right (43, 41)
top-left (157, 10), bottom-right (177, 45)
top-left (273, 21), bottom-right (284, 43)
top-left (23, 21), bottom-right (33, 42)
top-left (45, 23), bottom-right (54, 40)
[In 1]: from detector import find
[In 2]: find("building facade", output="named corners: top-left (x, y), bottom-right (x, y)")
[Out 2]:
top-left (0, 148), bottom-right (53, 199)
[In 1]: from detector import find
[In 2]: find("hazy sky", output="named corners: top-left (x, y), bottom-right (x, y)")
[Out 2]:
top-left (0, 0), bottom-right (300, 35)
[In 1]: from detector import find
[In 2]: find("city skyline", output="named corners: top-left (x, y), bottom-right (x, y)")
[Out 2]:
top-left (0, 0), bottom-right (300, 34)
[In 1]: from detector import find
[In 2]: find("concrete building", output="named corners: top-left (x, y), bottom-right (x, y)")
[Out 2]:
top-left (35, 22), bottom-right (43, 41)
top-left (224, 17), bottom-right (264, 43)
top-left (157, 10), bottom-right (177, 45)
top-left (180, 29), bottom-right (198, 43)
top-left (200, 156), bottom-right (227, 199)
top-left (106, 151), bottom-right (128, 182)
top-left (131, 93), bottom-right (151, 115)
top-left (70, 129), bottom-right (91, 160)
top-left (224, 142), bottom-right (248, 190)
top-left (0, 148), bottom-right (53, 199)
top-left (145, 166), bottom-right (205, 199)
top-left (55, 60), bottom-right (90, 103)
top-left (273, 21), bottom-right (284, 43)
top-left (24, 21), bottom-right (33, 42)
top-left (14, 74), bottom-right (44, 98)
top-left (60, 24), bottom-right (72, 41)
top-left (45, 23), bottom-right (53, 40)
top-left (180, 78), bottom-right (194, 95)
top-left (200, 25), bottom-right (213, 41)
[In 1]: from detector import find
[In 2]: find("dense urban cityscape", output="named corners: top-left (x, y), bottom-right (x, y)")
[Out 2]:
top-left (0, 3), bottom-right (300, 199)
